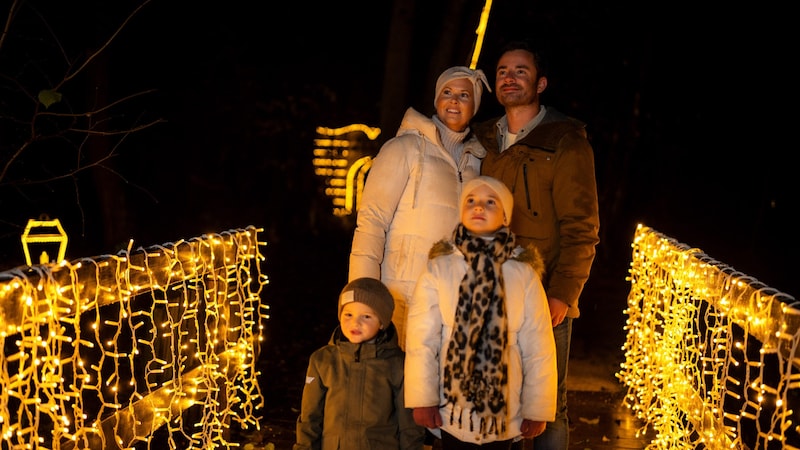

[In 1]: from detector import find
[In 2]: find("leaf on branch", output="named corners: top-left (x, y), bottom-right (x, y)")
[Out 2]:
top-left (38, 89), bottom-right (63, 109)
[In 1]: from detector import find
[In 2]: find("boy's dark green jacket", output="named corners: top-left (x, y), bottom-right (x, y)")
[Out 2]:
top-left (293, 323), bottom-right (425, 450)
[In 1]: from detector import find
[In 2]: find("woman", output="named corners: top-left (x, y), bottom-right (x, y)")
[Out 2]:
top-left (348, 65), bottom-right (491, 350)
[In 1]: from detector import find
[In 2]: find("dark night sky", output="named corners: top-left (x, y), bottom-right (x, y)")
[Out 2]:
top-left (1, 1), bottom-right (795, 296)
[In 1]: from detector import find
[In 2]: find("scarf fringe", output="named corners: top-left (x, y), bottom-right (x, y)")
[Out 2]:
top-left (447, 403), bottom-right (508, 439)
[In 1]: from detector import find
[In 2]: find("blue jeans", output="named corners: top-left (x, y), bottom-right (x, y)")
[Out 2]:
top-left (532, 317), bottom-right (572, 450)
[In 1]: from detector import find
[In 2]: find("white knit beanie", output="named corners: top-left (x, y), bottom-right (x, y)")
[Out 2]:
top-left (460, 176), bottom-right (514, 225)
top-left (338, 278), bottom-right (394, 328)
top-left (434, 66), bottom-right (492, 115)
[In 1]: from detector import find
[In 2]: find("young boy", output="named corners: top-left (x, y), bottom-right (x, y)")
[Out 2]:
top-left (293, 277), bottom-right (425, 450)
top-left (404, 176), bottom-right (557, 449)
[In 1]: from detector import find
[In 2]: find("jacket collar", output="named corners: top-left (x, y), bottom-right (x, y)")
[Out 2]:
top-left (397, 107), bottom-right (486, 159)
top-left (330, 324), bottom-right (401, 359)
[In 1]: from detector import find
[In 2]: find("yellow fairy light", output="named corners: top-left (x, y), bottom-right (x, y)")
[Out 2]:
top-left (618, 224), bottom-right (799, 449)
top-left (0, 226), bottom-right (268, 448)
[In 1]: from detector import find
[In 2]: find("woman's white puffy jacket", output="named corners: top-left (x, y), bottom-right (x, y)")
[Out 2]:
top-left (348, 107), bottom-right (485, 348)
top-left (404, 243), bottom-right (557, 444)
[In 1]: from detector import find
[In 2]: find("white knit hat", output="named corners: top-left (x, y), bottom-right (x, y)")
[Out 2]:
top-left (434, 66), bottom-right (492, 115)
top-left (338, 278), bottom-right (394, 328)
top-left (460, 176), bottom-right (514, 225)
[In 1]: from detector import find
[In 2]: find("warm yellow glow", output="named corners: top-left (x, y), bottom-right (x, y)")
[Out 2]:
top-left (469, 0), bottom-right (493, 70)
top-left (20, 217), bottom-right (69, 265)
top-left (0, 226), bottom-right (269, 449)
top-left (618, 224), bottom-right (799, 449)
top-left (313, 124), bottom-right (382, 216)
top-left (316, 124), bottom-right (381, 140)
top-left (344, 156), bottom-right (372, 215)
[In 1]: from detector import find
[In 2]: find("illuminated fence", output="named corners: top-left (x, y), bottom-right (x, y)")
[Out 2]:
top-left (0, 226), bottom-right (268, 449)
top-left (618, 224), bottom-right (799, 450)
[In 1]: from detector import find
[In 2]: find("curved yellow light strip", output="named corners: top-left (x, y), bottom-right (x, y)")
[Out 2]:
top-left (469, 0), bottom-right (493, 70)
top-left (315, 124), bottom-right (381, 141)
top-left (344, 156), bottom-right (373, 215)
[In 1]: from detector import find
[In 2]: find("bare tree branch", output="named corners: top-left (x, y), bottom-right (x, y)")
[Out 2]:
top-left (0, 1), bottom-right (162, 247)
top-left (59, 0), bottom-right (153, 88)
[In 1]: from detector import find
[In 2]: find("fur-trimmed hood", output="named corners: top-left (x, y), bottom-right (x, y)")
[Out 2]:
top-left (428, 238), bottom-right (546, 279)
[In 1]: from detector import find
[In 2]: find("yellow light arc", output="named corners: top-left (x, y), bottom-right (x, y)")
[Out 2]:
top-left (469, 0), bottom-right (493, 70)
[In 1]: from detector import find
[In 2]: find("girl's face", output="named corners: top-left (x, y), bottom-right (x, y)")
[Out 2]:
top-left (461, 184), bottom-right (506, 236)
top-left (435, 78), bottom-right (475, 132)
top-left (340, 302), bottom-right (382, 343)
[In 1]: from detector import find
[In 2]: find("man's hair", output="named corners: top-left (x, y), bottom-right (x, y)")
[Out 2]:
top-left (497, 39), bottom-right (549, 79)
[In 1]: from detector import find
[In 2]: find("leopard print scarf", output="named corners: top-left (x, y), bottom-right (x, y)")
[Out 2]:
top-left (443, 223), bottom-right (517, 438)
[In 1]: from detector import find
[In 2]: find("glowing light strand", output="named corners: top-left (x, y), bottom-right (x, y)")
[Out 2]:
top-left (0, 226), bottom-right (268, 449)
top-left (618, 224), bottom-right (799, 449)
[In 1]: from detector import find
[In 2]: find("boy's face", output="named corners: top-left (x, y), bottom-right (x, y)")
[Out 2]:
top-left (461, 184), bottom-right (505, 236)
top-left (340, 302), bottom-right (382, 343)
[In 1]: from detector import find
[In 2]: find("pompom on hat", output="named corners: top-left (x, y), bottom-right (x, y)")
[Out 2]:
top-left (338, 278), bottom-right (395, 328)
top-left (434, 66), bottom-right (492, 115)
top-left (460, 175), bottom-right (514, 226)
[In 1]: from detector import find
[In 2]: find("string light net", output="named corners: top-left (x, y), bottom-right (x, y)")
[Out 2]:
top-left (0, 226), bottom-right (268, 449)
top-left (618, 224), bottom-right (800, 449)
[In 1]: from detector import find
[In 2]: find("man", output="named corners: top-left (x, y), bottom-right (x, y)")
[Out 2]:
top-left (474, 39), bottom-right (601, 450)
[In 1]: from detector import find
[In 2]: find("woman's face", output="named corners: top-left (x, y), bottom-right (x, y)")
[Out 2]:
top-left (435, 78), bottom-right (475, 132)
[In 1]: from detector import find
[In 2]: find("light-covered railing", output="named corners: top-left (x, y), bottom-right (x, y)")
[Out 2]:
top-left (0, 226), bottom-right (268, 449)
top-left (618, 224), bottom-right (799, 450)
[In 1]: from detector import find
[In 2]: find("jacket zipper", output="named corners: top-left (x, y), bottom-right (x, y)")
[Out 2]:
top-left (457, 151), bottom-right (464, 183)
top-left (523, 163), bottom-right (531, 210)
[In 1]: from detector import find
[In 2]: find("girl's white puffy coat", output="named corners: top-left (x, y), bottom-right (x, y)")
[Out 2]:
top-left (404, 247), bottom-right (557, 444)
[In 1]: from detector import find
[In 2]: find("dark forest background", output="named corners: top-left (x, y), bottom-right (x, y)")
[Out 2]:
top-left (1, 0), bottom-right (795, 300)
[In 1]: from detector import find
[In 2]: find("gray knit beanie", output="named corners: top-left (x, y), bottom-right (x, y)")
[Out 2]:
top-left (338, 278), bottom-right (394, 328)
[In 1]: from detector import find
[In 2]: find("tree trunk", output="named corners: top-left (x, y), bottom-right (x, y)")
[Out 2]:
top-left (379, 0), bottom-right (416, 146)
top-left (87, 52), bottom-right (133, 252)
